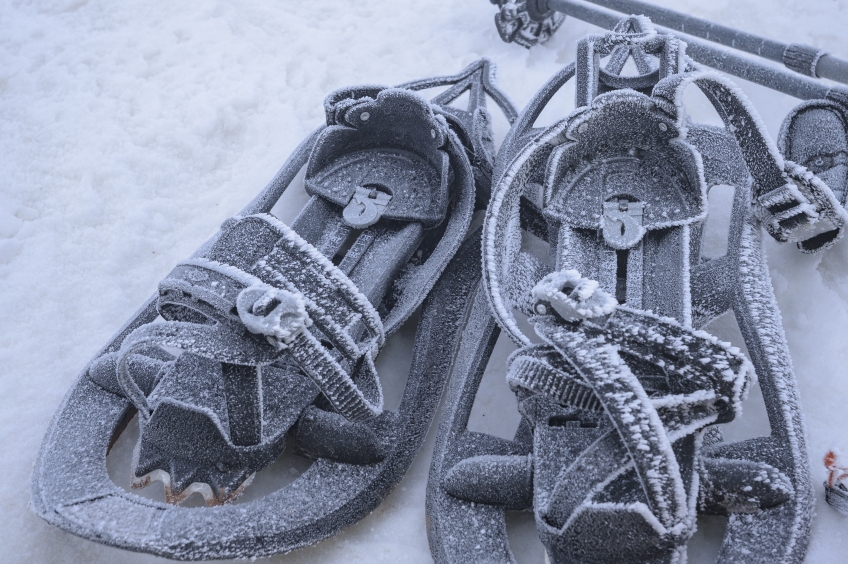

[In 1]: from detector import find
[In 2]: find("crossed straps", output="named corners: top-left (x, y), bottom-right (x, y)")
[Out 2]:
top-left (508, 274), bottom-right (751, 538)
top-left (116, 213), bottom-right (385, 423)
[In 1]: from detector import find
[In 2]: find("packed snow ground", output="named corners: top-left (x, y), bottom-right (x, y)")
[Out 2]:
top-left (2, 0), bottom-right (848, 562)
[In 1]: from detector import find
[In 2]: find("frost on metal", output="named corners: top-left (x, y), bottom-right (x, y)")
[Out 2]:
top-left (428, 18), bottom-right (844, 564)
top-left (30, 60), bottom-right (517, 560)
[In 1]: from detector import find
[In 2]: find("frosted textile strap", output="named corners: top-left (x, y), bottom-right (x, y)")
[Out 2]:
top-left (516, 309), bottom-right (751, 538)
top-left (523, 307), bottom-right (752, 435)
top-left (118, 214), bottom-right (385, 422)
top-left (252, 213), bottom-right (384, 356)
top-left (532, 315), bottom-right (690, 536)
top-left (507, 345), bottom-right (602, 411)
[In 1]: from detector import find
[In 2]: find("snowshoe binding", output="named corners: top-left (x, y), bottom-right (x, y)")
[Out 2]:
top-left (31, 60), bottom-right (517, 560)
top-left (427, 19), bottom-right (845, 564)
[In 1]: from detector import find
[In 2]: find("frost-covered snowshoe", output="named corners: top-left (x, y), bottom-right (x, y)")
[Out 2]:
top-left (780, 93), bottom-right (848, 206)
top-left (31, 60), bottom-right (517, 560)
top-left (427, 19), bottom-right (846, 564)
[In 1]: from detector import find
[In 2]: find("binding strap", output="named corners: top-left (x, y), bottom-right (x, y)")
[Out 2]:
top-left (531, 314), bottom-right (690, 538)
top-left (653, 70), bottom-right (847, 249)
top-left (507, 345), bottom-right (602, 412)
top-left (118, 214), bottom-right (385, 423)
top-left (507, 293), bottom-right (751, 540)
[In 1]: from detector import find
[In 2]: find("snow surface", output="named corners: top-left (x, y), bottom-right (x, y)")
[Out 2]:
top-left (2, 0), bottom-right (848, 562)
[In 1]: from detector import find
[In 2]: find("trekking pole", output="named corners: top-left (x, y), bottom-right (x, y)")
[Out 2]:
top-left (494, 0), bottom-right (848, 101)
top-left (579, 0), bottom-right (848, 86)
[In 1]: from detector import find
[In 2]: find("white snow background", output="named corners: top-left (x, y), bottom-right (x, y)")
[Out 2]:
top-left (2, 0), bottom-right (848, 562)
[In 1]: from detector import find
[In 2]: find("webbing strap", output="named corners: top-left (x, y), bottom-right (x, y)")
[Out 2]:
top-left (253, 213), bottom-right (384, 347)
top-left (653, 71), bottom-right (787, 197)
top-left (286, 330), bottom-right (382, 422)
top-left (655, 71), bottom-right (847, 248)
top-left (507, 346), bottom-right (602, 411)
top-left (532, 315), bottom-right (689, 534)
top-left (119, 214), bottom-right (386, 422)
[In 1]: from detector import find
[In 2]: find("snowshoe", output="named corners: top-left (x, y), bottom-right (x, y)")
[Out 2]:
top-left (30, 60), bottom-right (517, 560)
top-left (427, 19), bottom-right (845, 564)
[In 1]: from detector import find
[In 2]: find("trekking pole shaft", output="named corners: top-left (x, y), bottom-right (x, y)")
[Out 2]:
top-left (546, 0), bottom-right (834, 100)
top-left (589, 0), bottom-right (782, 59)
top-left (818, 56), bottom-right (848, 85)
top-left (575, 0), bottom-right (848, 85)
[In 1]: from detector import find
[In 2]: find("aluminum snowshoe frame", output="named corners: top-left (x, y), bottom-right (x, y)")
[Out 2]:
top-left (427, 21), bottom-right (845, 564)
top-left (30, 60), bottom-right (518, 560)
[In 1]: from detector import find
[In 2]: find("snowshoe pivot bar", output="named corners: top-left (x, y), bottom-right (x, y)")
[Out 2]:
top-left (493, 0), bottom-right (848, 100)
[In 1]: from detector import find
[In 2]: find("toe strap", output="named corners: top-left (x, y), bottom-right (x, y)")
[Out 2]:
top-left (117, 320), bottom-right (383, 422)
top-left (118, 213), bottom-right (387, 422)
